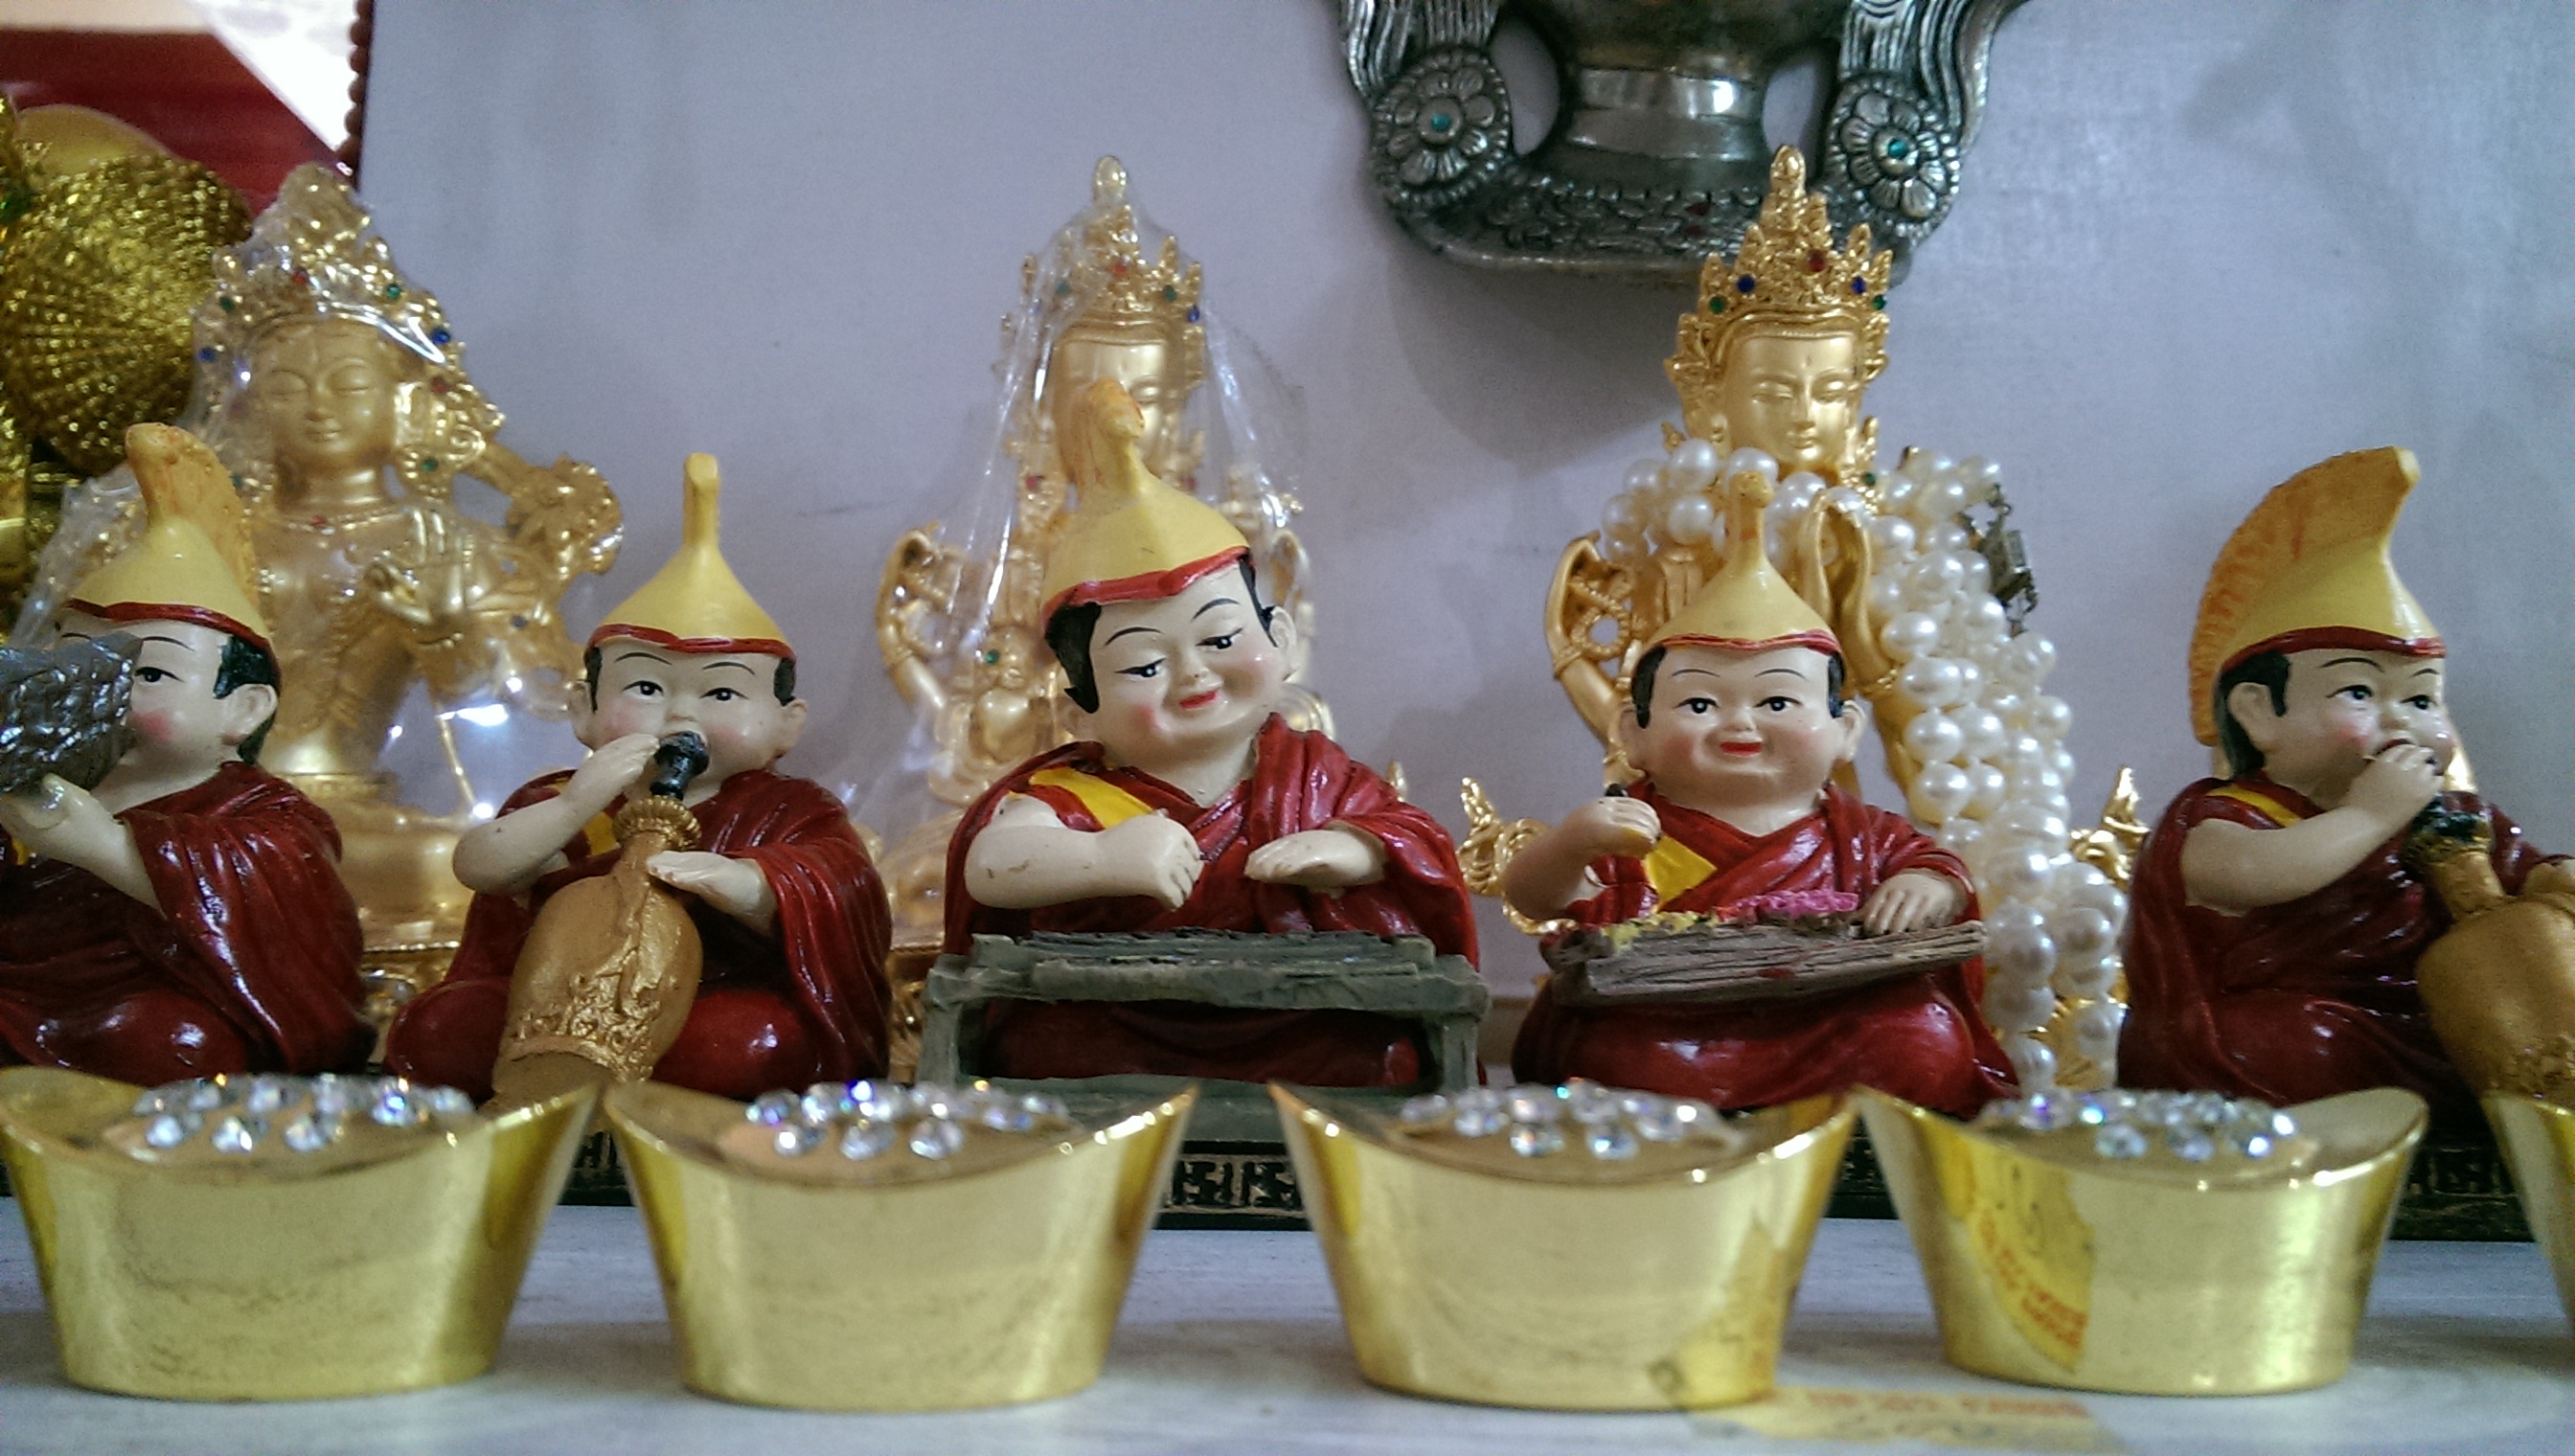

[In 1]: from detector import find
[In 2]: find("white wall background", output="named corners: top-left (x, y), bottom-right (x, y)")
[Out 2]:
top-left (360, 0), bottom-right (2575, 991)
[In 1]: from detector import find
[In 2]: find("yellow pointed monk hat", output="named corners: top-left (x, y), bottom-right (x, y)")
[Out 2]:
top-left (1648, 473), bottom-right (1838, 655)
top-left (68, 423), bottom-right (270, 652)
top-left (2187, 446), bottom-right (2440, 745)
top-left (592, 453), bottom-right (790, 659)
top-left (1037, 378), bottom-right (1248, 621)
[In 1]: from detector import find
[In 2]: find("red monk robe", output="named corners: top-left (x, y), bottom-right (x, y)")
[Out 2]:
top-left (1514, 782), bottom-right (2015, 1116)
top-left (946, 715), bottom-right (1480, 1086)
top-left (386, 767), bottom-right (891, 1102)
top-left (0, 761), bottom-right (370, 1084)
top-left (2120, 776), bottom-right (2557, 1119)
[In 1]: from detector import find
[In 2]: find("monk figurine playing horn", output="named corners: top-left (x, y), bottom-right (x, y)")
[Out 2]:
top-left (2122, 448), bottom-right (2572, 1119)
top-left (385, 456), bottom-right (891, 1103)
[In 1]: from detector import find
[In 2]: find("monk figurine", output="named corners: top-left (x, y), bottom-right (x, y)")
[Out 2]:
top-left (0, 424), bottom-right (370, 1083)
top-left (944, 378), bottom-right (1476, 1086)
top-left (2120, 448), bottom-right (2564, 1119)
top-left (385, 456), bottom-right (891, 1102)
top-left (1506, 472), bottom-right (2014, 1116)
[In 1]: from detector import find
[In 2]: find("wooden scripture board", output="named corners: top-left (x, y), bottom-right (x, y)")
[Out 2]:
top-left (1544, 918), bottom-right (1987, 1007)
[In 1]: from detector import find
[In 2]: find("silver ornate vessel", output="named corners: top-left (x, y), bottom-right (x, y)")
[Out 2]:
top-left (1338, 0), bottom-right (2028, 278)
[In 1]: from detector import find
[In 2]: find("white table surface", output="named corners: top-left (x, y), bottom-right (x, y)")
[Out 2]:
top-left (2, 1208), bottom-right (2568, 1455)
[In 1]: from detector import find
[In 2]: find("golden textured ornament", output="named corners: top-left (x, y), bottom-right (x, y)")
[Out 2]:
top-left (0, 152), bottom-right (249, 477)
top-left (1862, 1086), bottom-right (2424, 1395)
top-left (1277, 1084), bottom-right (1854, 1410)
top-left (0, 1066), bottom-right (594, 1400)
top-left (607, 1080), bottom-right (1194, 1410)
top-left (2484, 1092), bottom-right (2575, 1332)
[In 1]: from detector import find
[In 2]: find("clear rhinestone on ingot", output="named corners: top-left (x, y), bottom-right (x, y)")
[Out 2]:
top-left (908, 1118), bottom-right (966, 1160)
top-left (772, 1123), bottom-right (821, 1157)
top-left (1398, 1094), bottom-right (1451, 1127)
top-left (2168, 1128), bottom-right (2216, 1162)
top-left (422, 1086), bottom-right (475, 1119)
top-left (1508, 1123), bottom-right (1565, 1158)
top-left (1586, 1123), bottom-right (1639, 1160)
top-left (185, 1081), bottom-right (226, 1112)
top-left (746, 1090), bottom-right (797, 1126)
top-left (839, 1121), bottom-right (897, 1160)
top-left (211, 1116), bottom-right (257, 1154)
top-left (979, 1098), bottom-right (1036, 1133)
top-left (1629, 1102), bottom-right (1686, 1142)
top-left (308, 1076), bottom-right (351, 1116)
top-left (1503, 1086), bottom-right (1561, 1125)
top-left (241, 1077), bottom-right (290, 1115)
top-left (282, 1112), bottom-right (334, 1153)
top-left (371, 1085), bottom-right (422, 1127)
top-left (1563, 1081), bottom-right (1620, 1125)
top-left (2094, 1122), bottom-right (2148, 1159)
top-left (1022, 1093), bottom-right (1067, 1122)
top-left (131, 1088), bottom-right (172, 1118)
top-left (144, 1113), bottom-right (192, 1149)
top-left (1452, 1104), bottom-right (1505, 1137)
top-left (852, 1081), bottom-right (908, 1121)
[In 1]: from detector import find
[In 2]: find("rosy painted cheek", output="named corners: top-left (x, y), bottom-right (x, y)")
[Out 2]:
top-left (126, 707), bottom-right (180, 744)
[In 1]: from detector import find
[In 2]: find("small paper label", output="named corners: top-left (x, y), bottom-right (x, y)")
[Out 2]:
top-left (1697, 1386), bottom-right (2122, 1452)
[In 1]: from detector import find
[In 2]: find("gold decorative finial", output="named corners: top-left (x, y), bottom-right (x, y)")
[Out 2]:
top-left (1666, 147), bottom-right (1892, 444)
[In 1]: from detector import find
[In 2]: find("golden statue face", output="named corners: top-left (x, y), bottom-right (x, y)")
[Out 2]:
top-left (248, 319), bottom-right (403, 478)
top-left (1046, 332), bottom-right (1180, 468)
top-left (1713, 329), bottom-right (1860, 477)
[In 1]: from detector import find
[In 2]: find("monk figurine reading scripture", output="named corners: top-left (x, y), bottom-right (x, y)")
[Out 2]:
top-left (1507, 473), bottom-right (2013, 1116)
top-left (385, 456), bottom-right (891, 1102)
top-left (0, 424), bottom-right (370, 1083)
top-left (944, 378), bottom-right (1477, 1086)
top-left (2120, 448), bottom-right (2564, 1120)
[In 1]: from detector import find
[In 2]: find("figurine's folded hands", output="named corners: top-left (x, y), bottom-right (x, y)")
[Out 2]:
top-left (0, 774), bottom-right (156, 907)
top-left (1245, 824), bottom-right (1386, 891)
top-left (1501, 795), bottom-right (1662, 922)
top-left (2181, 745), bottom-right (2444, 916)
top-left (964, 795), bottom-right (1205, 910)
top-left (453, 733), bottom-right (660, 896)
top-left (1858, 868), bottom-right (1966, 936)
top-left (646, 850), bottom-right (779, 934)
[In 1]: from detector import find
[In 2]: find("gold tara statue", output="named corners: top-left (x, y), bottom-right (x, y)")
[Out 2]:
top-left (26, 165), bottom-right (621, 1015)
top-left (872, 156), bottom-right (1324, 967)
top-left (1476, 147), bottom-right (2134, 1092)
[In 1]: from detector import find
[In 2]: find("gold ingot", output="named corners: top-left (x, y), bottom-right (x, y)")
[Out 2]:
top-left (1860, 1087), bottom-right (2426, 1396)
top-left (604, 1081), bottom-right (1195, 1410)
top-left (0, 1066), bottom-right (594, 1400)
top-left (2483, 1092), bottom-right (2575, 1331)
top-left (1274, 1085), bottom-right (1854, 1410)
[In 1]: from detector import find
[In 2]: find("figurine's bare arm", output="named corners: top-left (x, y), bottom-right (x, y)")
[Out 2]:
top-left (963, 793), bottom-right (1202, 910)
top-left (452, 734), bottom-right (660, 896)
top-left (1246, 825), bottom-right (1386, 890)
top-left (2181, 746), bottom-right (2443, 914)
top-left (1501, 796), bottom-right (1660, 921)
top-left (1858, 870), bottom-right (1967, 935)
top-left (0, 778), bottom-right (156, 908)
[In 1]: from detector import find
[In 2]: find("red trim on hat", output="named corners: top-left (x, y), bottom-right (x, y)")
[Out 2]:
top-left (67, 599), bottom-right (272, 657)
top-left (1041, 546), bottom-right (1248, 622)
top-left (1656, 629), bottom-right (1843, 656)
top-left (588, 624), bottom-right (795, 662)
top-left (2220, 626), bottom-right (2443, 679)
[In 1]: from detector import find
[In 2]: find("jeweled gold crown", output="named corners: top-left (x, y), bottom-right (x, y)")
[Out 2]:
top-left (1029, 157), bottom-right (1206, 393)
top-left (1667, 147), bottom-right (1893, 443)
top-left (191, 164), bottom-right (501, 493)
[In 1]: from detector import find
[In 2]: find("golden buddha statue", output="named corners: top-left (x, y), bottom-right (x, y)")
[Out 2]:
top-left (1476, 147), bottom-right (2131, 1092)
top-left (871, 157), bottom-right (1324, 972)
top-left (26, 166), bottom-right (621, 1016)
